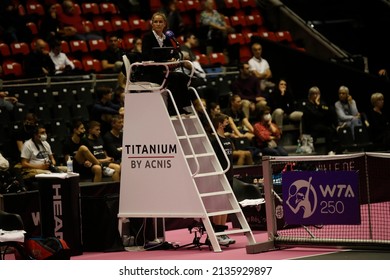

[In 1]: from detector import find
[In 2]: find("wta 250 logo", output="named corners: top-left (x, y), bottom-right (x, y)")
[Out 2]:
top-left (282, 171), bottom-right (360, 225)
top-left (286, 177), bottom-right (317, 219)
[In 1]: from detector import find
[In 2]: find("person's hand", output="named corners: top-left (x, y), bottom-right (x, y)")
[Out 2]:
top-left (84, 160), bottom-right (93, 168)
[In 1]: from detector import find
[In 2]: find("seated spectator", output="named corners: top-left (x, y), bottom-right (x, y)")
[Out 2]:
top-left (82, 121), bottom-right (121, 182)
top-left (103, 115), bottom-right (123, 163)
top-left (253, 106), bottom-right (288, 156)
top-left (248, 42), bottom-right (274, 92)
top-left (367, 92), bottom-right (390, 150)
top-left (49, 40), bottom-right (76, 75)
top-left (302, 86), bottom-right (338, 155)
top-left (209, 113), bottom-right (236, 245)
top-left (90, 86), bottom-right (124, 135)
top-left (0, 90), bottom-right (19, 112)
top-left (334, 85), bottom-right (364, 140)
top-left (56, 0), bottom-right (103, 41)
top-left (63, 120), bottom-right (113, 182)
top-left (20, 124), bottom-right (67, 180)
top-left (15, 113), bottom-right (39, 154)
top-left (208, 102), bottom-right (221, 120)
top-left (199, 0), bottom-right (236, 62)
top-left (230, 62), bottom-right (267, 119)
top-left (23, 39), bottom-right (55, 78)
top-left (269, 79), bottom-right (303, 131)
top-left (222, 94), bottom-right (255, 141)
top-left (101, 35), bottom-right (125, 74)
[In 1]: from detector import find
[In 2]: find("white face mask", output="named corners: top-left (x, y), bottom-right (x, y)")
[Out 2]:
top-left (40, 134), bottom-right (47, 142)
top-left (263, 113), bottom-right (272, 121)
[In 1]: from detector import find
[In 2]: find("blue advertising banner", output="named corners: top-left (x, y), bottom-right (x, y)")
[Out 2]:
top-left (282, 171), bottom-right (360, 225)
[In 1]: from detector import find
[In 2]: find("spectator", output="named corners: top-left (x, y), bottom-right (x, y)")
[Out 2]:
top-left (141, 11), bottom-right (193, 116)
top-left (63, 120), bottom-right (113, 182)
top-left (90, 86), bottom-right (124, 135)
top-left (20, 124), bottom-right (67, 180)
top-left (253, 106), bottom-right (288, 156)
top-left (302, 86), bottom-right (338, 155)
top-left (269, 79), bottom-right (303, 131)
top-left (222, 94), bottom-right (255, 141)
top-left (160, 0), bottom-right (184, 36)
top-left (367, 92), bottom-right (390, 150)
top-left (49, 40), bottom-right (76, 75)
top-left (103, 115), bottom-right (123, 163)
top-left (56, 0), bottom-right (103, 41)
top-left (101, 35), bottom-right (125, 73)
top-left (334, 85), bottom-right (363, 140)
top-left (230, 62), bottom-right (266, 119)
top-left (209, 113), bottom-right (236, 246)
top-left (209, 102), bottom-right (221, 119)
top-left (248, 42), bottom-right (274, 92)
top-left (15, 113), bottom-right (39, 154)
top-left (23, 39), bottom-right (55, 78)
top-left (82, 121), bottom-right (121, 182)
top-left (199, 0), bottom-right (234, 54)
top-left (0, 1), bottom-right (30, 44)
top-left (0, 90), bottom-right (18, 112)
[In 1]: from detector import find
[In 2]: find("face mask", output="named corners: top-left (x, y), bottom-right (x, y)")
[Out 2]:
top-left (40, 134), bottom-right (47, 142)
top-left (263, 113), bottom-right (272, 121)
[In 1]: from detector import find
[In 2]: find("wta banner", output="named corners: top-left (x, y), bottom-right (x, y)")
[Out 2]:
top-left (282, 171), bottom-right (360, 225)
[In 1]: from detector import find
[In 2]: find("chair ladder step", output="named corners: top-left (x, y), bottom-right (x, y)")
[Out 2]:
top-left (215, 228), bottom-right (252, 236)
top-left (207, 209), bottom-right (241, 216)
top-left (199, 190), bottom-right (232, 198)
top-left (194, 171), bottom-right (224, 178)
top-left (185, 152), bottom-right (214, 159)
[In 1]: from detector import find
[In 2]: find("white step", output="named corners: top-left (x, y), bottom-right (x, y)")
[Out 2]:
top-left (199, 190), bottom-right (232, 197)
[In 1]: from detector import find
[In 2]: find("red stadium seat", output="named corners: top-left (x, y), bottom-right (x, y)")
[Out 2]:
top-left (99, 3), bottom-right (117, 15)
top-left (69, 58), bottom-right (83, 70)
top-left (69, 40), bottom-right (89, 53)
top-left (229, 15), bottom-right (247, 28)
top-left (208, 52), bottom-right (227, 66)
top-left (122, 34), bottom-right (135, 50)
top-left (2, 61), bottom-right (23, 78)
top-left (196, 54), bottom-right (209, 67)
top-left (10, 42), bottom-right (30, 56)
top-left (26, 22), bottom-right (38, 35)
top-left (185, 0), bottom-right (201, 11)
top-left (111, 17), bottom-right (130, 32)
top-left (239, 45), bottom-right (252, 62)
top-left (224, 0), bottom-right (240, 9)
top-left (88, 39), bottom-right (107, 52)
top-left (275, 31), bottom-right (293, 43)
top-left (0, 43), bottom-right (11, 57)
top-left (240, 0), bottom-right (257, 8)
top-left (82, 56), bottom-right (103, 73)
top-left (259, 31), bottom-right (278, 42)
top-left (228, 33), bottom-right (245, 45)
top-left (93, 17), bottom-right (113, 33)
top-left (26, 3), bottom-right (45, 16)
top-left (242, 31), bottom-right (259, 44)
top-left (82, 20), bottom-right (95, 32)
top-left (60, 40), bottom-right (70, 54)
top-left (81, 3), bottom-right (99, 15)
top-left (245, 15), bottom-right (263, 27)
top-left (128, 16), bottom-right (149, 32)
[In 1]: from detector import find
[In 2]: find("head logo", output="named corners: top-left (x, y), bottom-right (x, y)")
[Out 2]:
top-left (286, 177), bottom-right (317, 219)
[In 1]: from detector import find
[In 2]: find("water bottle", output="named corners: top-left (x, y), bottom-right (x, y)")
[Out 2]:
top-left (296, 139), bottom-right (302, 153)
top-left (67, 156), bottom-right (73, 173)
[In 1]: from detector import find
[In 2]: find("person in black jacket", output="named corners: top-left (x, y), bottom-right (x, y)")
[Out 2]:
top-left (23, 39), bottom-right (55, 78)
top-left (141, 12), bottom-right (193, 115)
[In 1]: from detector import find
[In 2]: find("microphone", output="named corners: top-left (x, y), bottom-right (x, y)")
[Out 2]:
top-left (165, 30), bottom-right (180, 48)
